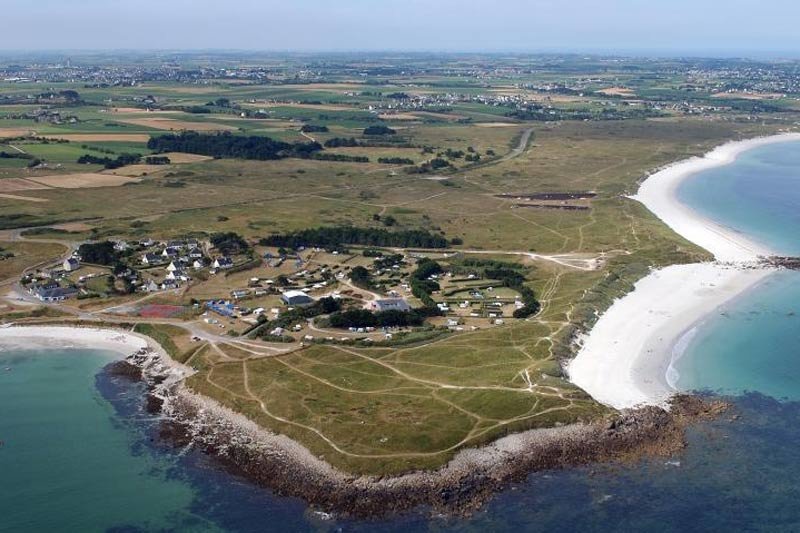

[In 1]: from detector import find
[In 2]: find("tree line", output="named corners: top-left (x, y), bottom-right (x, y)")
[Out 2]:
top-left (147, 131), bottom-right (322, 161)
top-left (77, 153), bottom-right (142, 169)
top-left (260, 226), bottom-right (451, 250)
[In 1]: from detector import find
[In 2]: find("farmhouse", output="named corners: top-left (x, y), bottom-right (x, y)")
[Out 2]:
top-left (63, 257), bottom-right (80, 272)
top-left (34, 286), bottom-right (79, 302)
top-left (213, 257), bottom-right (234, 269)
top-left (231, 289), bottom-right (249, 299)
top-left (281, 290), bottom-right (315, 306)
top-left (142, 253), bottom-right (163, 265)
top-left (370, 298), bottom-right (412, 312)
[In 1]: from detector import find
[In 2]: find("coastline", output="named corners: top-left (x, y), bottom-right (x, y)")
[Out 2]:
top-left (0, 323), bottom-right (723, 517)
top-left (569, 133), bottom-right (800, 410)
top-left (4, 133), bottom-right (798, 516)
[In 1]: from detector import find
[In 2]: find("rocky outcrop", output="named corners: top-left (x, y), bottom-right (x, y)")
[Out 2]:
top-left (125, 348), bottom-right (725, 518)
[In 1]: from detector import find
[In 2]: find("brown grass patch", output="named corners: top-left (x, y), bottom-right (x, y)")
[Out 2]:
top-left (114, 118), bottom-right (236, 132)
top-left (103, 164), bottom-right (167, 177)
top-left (51, 222), bottom-right (94, 232)
top-left (378, 113), bottom-right (420, 121)
top-left (597, 87), bottom-right (636, 97)
top-left (711, 91), bottom-right (785, 100)
top-left (106, 107), bottom-right (180, 115)
top-left (413, 111), bottom-right (467, 121)
top-left (26, 173), bottom-right (141, 188)
top-left (0, 178), bottom-right (51, 192)
top-left (0, 193), bottom-right (48, 203)
top-left (475, 122), bottom-right (519, 128)
top-left (44, 134), bottom-right (151, 142)
top-left (245, 102), bottom-right (358, 112)
top-left (159, 152), bottom-right (213, 164)
top-left (0, 128), bottom-right (33, 138)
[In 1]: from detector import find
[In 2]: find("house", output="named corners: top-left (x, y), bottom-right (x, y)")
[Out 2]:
top-left (162, 247), bottom-right (179, 258)
top-left (34, 286), bottom-right (79, 302)
top-left (213, 257), bottom-right (234, 270)
top-left (281, 290), bottom-right (314, 306)
top-left (231, 289), bottom-right (249, 299)
top-left (139, 238), bottom-right (155, 247)
top-left (63, 257), bottom-right (80, 272)
top-left (188, 247), bottom-right (203, 259)
top-left (143, 280), bottom-right (160, 293)
top-left (161, 279), bottom-right (179, 291)
top-left (141, 253), bottom-right (163, 266)
top-left (113, 240), bottom-right (129, 252)
top-left (166, 261), bottom-right (178, 272)
top-left (166, 269), bottom-right (188, 282)
top-left (167, 239), bottom-right (186, 249)
top-left (192, 258), bottom-right (206, 270)
top-left (370, 298), bottom-right (411, 312)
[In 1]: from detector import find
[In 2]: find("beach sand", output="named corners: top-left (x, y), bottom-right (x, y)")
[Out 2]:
top-left (569, 133), bottom-right (800, 410)
top-left (0, 325), bottom-right (163, 360)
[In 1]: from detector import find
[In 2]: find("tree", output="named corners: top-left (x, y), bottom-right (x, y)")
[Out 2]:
top-left (363, 125), bottom-right (396, 136)
top-left (78, 241), bottom-right (119, 266)
top-left (210, 232), bottom-right (249, 255)
top-left (350, 266), bottom-right (371, 288)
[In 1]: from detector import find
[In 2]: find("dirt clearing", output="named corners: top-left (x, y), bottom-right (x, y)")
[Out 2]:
top-left (114, 118), bottom-right (236, 132)
top-left (26, 173), bottom-right (141, 188)
top-left (44, 134), bottom-right (152, 143)
top-left (0, 178), bottom-right (52, 192)
top-left (0, 193), bottom-right (48, 203)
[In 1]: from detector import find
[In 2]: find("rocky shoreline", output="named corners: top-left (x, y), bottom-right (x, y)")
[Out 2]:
top-left (116, 348), bottom-right (729, 519)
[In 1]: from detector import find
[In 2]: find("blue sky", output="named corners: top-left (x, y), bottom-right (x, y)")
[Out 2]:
top-left (3, 0), bottom-right (799, 56)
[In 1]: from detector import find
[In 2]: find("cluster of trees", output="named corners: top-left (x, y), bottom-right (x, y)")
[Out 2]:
top-left (313, 153), bottom-right (369, 163)
top-left (147, 132), bottom-right (322, 161)
top-left (145, 156), bottom-right (171, 165)
top-left (349, 266), bottom-right (372, 289)
top-left (260, 226), bottom-right (450, 250)
top-left (410, 258), bottom-right (443, 308)
top-left (210, 232), bottom-right (249, 255)
top-left (372, 253), bottom-right (404, 270)
top-left (404, 157), bottom-right (452, 174)
top-left (483, 267), bottom-right (540, 318)
top-left (323, 137), bottom-right (360, 148)
top-left (328, 308), bottom-right (427, 329)
top-left (363, 125), bottom-right (396, 136)
top-left (0, 151), bottom-right (32, 160)
top-left (300, 124), bottom-right (329, 133)
top-left (251, 297), bottom-right (341, 339)
top-left (77, 153), bottom-right (142, 169)
top-left (378, 157), bottom-right (414, 165)
top-left (78, 241), bottom-right (120, 266)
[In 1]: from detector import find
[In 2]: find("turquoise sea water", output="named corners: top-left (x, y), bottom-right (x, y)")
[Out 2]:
top-left (674, 139), bottom-right (800, 398)
top-left (3, 138), bottom-right (800, 532)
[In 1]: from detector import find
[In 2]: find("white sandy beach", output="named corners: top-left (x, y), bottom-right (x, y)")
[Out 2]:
top-left (569, 133), bottom-right (800, 410)
top-left (0, 325), bottom-right (152, 357)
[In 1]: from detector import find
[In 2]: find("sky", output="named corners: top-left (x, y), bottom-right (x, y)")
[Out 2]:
top-left (3, 0), bottom-right (800, 56)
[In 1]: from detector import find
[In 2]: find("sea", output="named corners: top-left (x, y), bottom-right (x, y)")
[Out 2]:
top-left (2, 140), bottom-right (800, 532)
